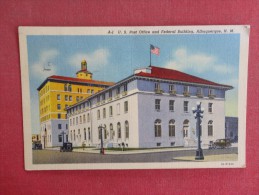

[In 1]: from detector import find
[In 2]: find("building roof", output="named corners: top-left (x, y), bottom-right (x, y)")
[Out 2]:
top-left (37, 75), bottom-right (114, 91)
top-left (135, 66), bottom-right (233, 89)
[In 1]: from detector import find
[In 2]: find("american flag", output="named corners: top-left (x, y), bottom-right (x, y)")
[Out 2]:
top-left (150, 44), bottom-right (160, 56)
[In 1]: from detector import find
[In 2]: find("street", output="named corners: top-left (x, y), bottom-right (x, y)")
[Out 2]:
top-left (33, 147), bottom-right (238, 164)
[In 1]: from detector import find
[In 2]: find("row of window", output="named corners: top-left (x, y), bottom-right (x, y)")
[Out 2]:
top-left (69, 121), bottom-right (130, 143)
top-left (155, 83), bottom-right (215, 97)
top-left (70, 128), bottom-right (91, 142)
top-left (70, 101), bottom-right (129, 126)
top-left (155, 99), bottom-right (213, 113)
top-left (154, 119), bottom-right (214, 137)
top-left (64, 83), bottom-right (97, 94)
top-left (39, 85), bottom-right (50, 97)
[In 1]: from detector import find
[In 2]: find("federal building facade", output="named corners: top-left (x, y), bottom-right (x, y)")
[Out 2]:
top-left (67, 66), bottom-right (233, 148)
top-left (37, 60), bottom-right (114, 148)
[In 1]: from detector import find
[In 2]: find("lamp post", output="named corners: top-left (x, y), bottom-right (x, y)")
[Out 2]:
top-left (192, 102), bottom-right (204, 160)
top-left (98, 125), bottom-right (104, 155)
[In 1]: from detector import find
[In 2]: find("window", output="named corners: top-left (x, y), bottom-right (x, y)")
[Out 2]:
top-left (116, 87), bottom-right (120, 95)
top-left (183, 101), bottom-right (188, 112)
top-left (183, 119), bottom-right (189, 137)
top-left (87, 113), bottom-right (90, 122)
top-left (208, 120), bottom-right (213, 136)
top-left (73, 130), bottom-right (75, 141)
top-left (64, 84), bottom-right (68, 91)
top-left (97, 110), bottom-right (100, 120)
top-left (80, 116), bottom-right (82, 123)
top-left (123, 84), bottom-right (127, 92)
top-left (169, 100), bottom-right (174, 111)
top-left (57, 104), bottom-right (61, 110)
top-left (88, 128), bottom-right (91, 140)
top-left (83, 114), bottom-right (86, 123)
top-left (58, 135), bottom-right (62, 142)
top-left (125, 121), bottom-right (129, 139)
top-left (169, 120), bottom-right (175, 137)
top-left (157, 143), bottom-right (161, 147)
top-left (69, 96), bottom-right (72, 101)
top-left (154, 119), bottom-right (162, 137)
top-left (57, 94), bottom-right (61, 100)
top-left (117, 103), bottom-right (120, 115)
top-left (208, 103), bottom-right (213, 113)
top-left (70, 119), bottom-right (72, 126)
top-left (73, 118), bottom-right (75, 125)
top-left (103, 108), bottom-right (106, 118)
top-left (84, 128), bottom-right (86, 140)
top-left (109, 106), bottom-right (113, 116)
top-left (124, 101), bottom-right (128, 113)
top-left (208, 89), bottom-right (214, 95)
top-left (184, 86), bottom-right (189, 93)
top-left (58, 113), bottom-right (61, 119)
top-left (91, 90), bottom-right (94, 94)
top-left (110, 123), bottom-right (114, 140)
top-left (117, 122), bottom-right (121, 139)
top-left (68, 85), bottom-right (72, 92)
top-left (169, 84), bottom-right (175, 91)
top-left (58, 124), bottom-right (62, 129)
top-left (197, 87), bottom-right (203, 95)
top-left (155, 99), bottom-right (161, 111)
top-left (102, 93), bottom-right (106, 101)
top-left (66, 124), bottom-right (68, 129)
top-left (87, 89), bottom-right (91, 94)
top-left (76, 117), bottom-right (78, 125)
top-left (155, 83), bottom-right (160, 90)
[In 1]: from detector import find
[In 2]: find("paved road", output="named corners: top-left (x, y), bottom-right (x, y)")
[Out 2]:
top-left (33, 147), bottom-right (238, 164)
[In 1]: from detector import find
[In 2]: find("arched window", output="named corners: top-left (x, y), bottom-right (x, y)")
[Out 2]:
top-left (125, 121), bottom-right (129, 139)
top-left (183, 119), bottom-right (189, 137)
top-left (154, 119), bottom-right (162, 137)
top-left (64, 84), bottom-right (68, 91)
top-left (104, 125), bottom-right (107, 139)
top-left (169, 119), bottom-right (175, 137)
top-left (73, 130), bottom-right (75, 141)
top-left (84, 128), bottom-right (86, 140)
top-left (68, 84), bottom-right (72, 92)
top-left (208, 120), bottom-right (213, 136)
top-left (110, 123), bottom-right (114, 140)
top-left (117, 122), bottom-right (121, 139)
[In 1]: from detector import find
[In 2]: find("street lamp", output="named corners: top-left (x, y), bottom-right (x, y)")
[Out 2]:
top-left (192, 102), bottom-right (204, 160)
top-left (98, 125), bottom-right (105, 155)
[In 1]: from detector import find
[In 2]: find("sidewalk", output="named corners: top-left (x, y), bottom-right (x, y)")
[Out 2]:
top-left (173, 154), bottom-right (238, 162)
top-left (73, 146), bottom-right (196, 155)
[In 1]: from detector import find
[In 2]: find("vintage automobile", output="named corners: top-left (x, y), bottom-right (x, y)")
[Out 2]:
top-left (209, 139), bottom-right (232, 149)
top-left (32, 142), bottom-right (42, 150)
top-left (60, 142), bottom-right (73, 152)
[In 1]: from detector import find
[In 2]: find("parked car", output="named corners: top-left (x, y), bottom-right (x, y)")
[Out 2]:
top-left (32, 142), bottom-right (42, 150)
top-left (60, 142), bottom-right (73, 152)
top-left (209, 139), bottom-right (231, 149)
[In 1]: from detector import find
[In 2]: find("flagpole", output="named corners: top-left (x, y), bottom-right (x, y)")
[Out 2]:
top-left (150, 44), bottom-right (151, 66)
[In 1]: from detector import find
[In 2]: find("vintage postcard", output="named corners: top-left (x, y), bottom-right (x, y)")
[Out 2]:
top-left (19, 26), bottom-right (249, 170)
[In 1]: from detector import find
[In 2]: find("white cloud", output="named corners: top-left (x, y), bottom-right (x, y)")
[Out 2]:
top-left (165, 48), bottom-right (236, 75)
top-left (68, 48), bottom-right (110, 71)
top-left (30, 49), bottom-right (59, 81)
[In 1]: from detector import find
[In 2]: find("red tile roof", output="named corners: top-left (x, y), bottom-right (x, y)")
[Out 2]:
top-left (135, 66), bottom-right (232, 88)
top-left (49, 75), bottom-right (114, 86)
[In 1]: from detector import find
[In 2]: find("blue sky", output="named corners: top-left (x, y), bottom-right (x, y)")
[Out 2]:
top-left (27, 34), bottom-right (240, 133)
